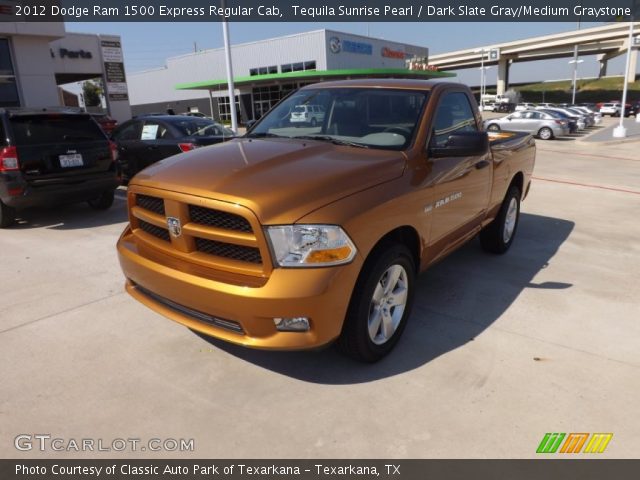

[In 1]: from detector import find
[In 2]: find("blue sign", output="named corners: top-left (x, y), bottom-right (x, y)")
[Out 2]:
top-left (329, 36), bottom-right (372, 55)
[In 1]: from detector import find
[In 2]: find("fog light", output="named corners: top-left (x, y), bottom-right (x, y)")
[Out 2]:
top-left (274, 317), bottom-right (310, 332)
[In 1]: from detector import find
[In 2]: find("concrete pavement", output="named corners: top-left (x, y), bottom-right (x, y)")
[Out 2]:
top-left (1, 140), bottom-right (639, 459)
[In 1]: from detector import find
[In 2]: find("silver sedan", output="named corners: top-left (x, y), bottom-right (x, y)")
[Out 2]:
top-left (484, 110), bottom-right (570, 140)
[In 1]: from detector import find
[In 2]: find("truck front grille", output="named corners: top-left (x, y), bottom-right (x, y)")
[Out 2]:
top-left (195, 238), bottom-right (262, 264)
top-left (136, 194), bottom-right (165, 216)
top-left (139, 220), bottom-right (170, 242)
top-left (129, 188), bottom-right (271, 277)
top-left (189, 205), bottom-right (252, 233)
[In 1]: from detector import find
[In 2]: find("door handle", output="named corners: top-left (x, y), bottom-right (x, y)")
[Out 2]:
top-left (475, 160), bottom-right (490, 170)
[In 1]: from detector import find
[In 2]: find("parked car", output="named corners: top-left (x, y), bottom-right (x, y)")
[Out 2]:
top-left (485, 110), bottom-right (569, 140)
top-left (180, 111), bottom-right (209, 118)
top-left (480, 102), bottom-right (497, 112)
top-left (111, 115), bottom-right (235, 181)
top-left (117, 79), bottom-right (536, 362)
top-left (0, 109), bottom-right (120, 227)
top-left (289, 104), bottom-right (326, 126)
top-left (544, 107), bottom-right (587, 130)
top-left (627, 101), bottom-right (640, 117)
top-left (515, 103), bottom-right (536, 111)
top-left (536, 103), bottom-right (557, 109)
top-left (91, 113), bottom-right (118, 135)
top-left (537, 109), bottom-right (579, 133)
top-left (570, 106), bottom-right (600, 125)
top-left (600, 103), bottom-right (622, 117)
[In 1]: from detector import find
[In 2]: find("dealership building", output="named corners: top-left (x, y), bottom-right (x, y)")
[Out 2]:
top-left (0, 20), bottom-right (131, 121)
top-left (128, 29), bottom-right (452, 123)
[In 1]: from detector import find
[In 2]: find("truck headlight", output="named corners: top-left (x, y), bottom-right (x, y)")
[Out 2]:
top-left (266, 225), bottom-right (357, 267)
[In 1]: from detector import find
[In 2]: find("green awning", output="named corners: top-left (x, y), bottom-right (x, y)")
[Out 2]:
top-left (175, 68), bottom-right (455, 90)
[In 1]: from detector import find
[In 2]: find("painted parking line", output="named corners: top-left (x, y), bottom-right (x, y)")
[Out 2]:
top-left (533, 176), bottom-right (640, 195)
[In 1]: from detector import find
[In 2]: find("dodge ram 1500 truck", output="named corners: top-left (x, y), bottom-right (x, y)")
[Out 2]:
top-left (117, 79), bottom-right (536, 362)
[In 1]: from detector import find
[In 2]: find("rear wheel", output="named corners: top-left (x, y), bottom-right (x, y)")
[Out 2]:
top-left (87, 189), bottom-right (115, 210)
top-left (338, 244), bottom-right (416, 362)
top-left (480, 185), bottom-right (521, 254)
top-left (0, 200), bottom-right (16, 228)
top-left (538, 127), bottom-right (553, 140)
top-left (487, 124), bottom-right (500, 132)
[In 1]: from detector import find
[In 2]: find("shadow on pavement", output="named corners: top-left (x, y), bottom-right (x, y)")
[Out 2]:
top-left (8, 189), bottom-right (128, 230)
top-left (194, 212), bottom-right (575, 384)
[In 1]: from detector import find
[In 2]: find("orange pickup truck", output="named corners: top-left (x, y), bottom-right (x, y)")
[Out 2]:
top-left (117, 79), bottom-right (535, 362)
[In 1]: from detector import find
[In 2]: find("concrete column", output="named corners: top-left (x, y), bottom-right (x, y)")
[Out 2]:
top-left (496, 58), bottom-right (510, 96)
top-left (598, 59), bottom-right (608, 78)
top-left (627, 48), bottom-right (638, 83)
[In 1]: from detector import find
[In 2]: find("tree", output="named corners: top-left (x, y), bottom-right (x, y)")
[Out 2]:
top-left (82, 81), bottom-right (103, 107)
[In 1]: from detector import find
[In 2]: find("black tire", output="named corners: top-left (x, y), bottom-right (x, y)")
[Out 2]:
top-left (310, 118), bottom-right (317, 127)
top-left (487, 124), bottom-right (500, 132)
top-left (480, 185), bottom-right (521, 254)
top-left (338, 243), bottom-right (416, 362)
top-left (0, 200), bottom-right (16, 228)
top-left (538, 127), bottom-right (553, 140)
top-left (87, 189), bottom-right (115, 210)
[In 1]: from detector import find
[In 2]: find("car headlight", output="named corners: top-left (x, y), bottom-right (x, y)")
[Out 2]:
top-left (266, 225), bottom-right (357, 267)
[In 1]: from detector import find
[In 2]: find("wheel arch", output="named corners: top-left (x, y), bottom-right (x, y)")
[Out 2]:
top-left (363, 226), bottom-right (421, 273)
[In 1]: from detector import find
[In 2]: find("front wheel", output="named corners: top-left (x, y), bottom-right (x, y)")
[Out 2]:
top-left (338, 244), bottom-right (416, 362)
top-left (480, 185), bottom-right (521, 254)
top-left (87, 189), bottom-right (115, 210)
top-left (487, 124), bottom-right (500, 132)
top-left (538, 127), bottom-right (553, 140)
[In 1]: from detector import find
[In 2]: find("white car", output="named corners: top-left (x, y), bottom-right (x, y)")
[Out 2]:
top-left (535, 103), bottom-right (557, 109)
top-left (599, 103), bottom-right (621, 117)
top-left (290, 104), bottom-right (326, 126)
top-left (515, 103), bottom-right (536, 111)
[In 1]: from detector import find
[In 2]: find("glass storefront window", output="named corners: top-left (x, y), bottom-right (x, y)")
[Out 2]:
top-left (0, 38), bottom-right (19, 107)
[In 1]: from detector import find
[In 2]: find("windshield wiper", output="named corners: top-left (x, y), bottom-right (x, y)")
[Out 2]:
top-left (294, 135), bottom-right (370, 148)
top-left (245, 132), bottom-right (286, 139)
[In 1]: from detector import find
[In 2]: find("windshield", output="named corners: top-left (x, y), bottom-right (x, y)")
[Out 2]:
top-left (248, 87), bottom-right (428, 150)
top-left (171, 118), bottom-right (233, 137)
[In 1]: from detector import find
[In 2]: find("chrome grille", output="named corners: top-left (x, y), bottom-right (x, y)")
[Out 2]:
top-left (136, 194), bottom-right (165, 215)
top-left (189, 205), bottom-right (252, 233)
top-left (195, 238), bottom-right (262, 264)
top-left (139, 220), bottom-right (170, 242)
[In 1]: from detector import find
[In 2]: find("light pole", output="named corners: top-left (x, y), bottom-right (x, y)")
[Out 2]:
top-left (569, 55), bottom-right (584, 104)
top-left (221, 0), bottom-right (238, 133)
top-left (613, 21), bottom-right (636, 138)
top-left (474, 48), bottom-right (486, 110)
top-left (570, 20), bottom-right (582, 105)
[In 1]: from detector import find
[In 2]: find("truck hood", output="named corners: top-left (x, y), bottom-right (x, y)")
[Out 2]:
top-left (131, 137), bottom-right (406, 224)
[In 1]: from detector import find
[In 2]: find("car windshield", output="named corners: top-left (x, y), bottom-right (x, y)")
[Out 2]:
top-left (247, 87), bottom-right (428, 150)
top-left (170, 118), bottom-right (233, 137)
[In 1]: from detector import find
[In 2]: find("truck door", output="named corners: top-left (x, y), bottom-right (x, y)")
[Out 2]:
top-left (427, 91), bottom-right (492, 244)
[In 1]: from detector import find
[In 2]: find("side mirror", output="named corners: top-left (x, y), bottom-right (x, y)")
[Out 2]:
top-left (430, 131), bottom-right (489, 158)
top-left (245, 119), bottom-right (257, 130)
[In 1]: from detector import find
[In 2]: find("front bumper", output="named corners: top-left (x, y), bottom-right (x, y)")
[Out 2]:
top-left (117, 226), bottom-right (364, 350)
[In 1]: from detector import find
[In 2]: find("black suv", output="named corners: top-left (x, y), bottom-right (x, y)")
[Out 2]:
top-left (0, 110), bottom-right (121, 227)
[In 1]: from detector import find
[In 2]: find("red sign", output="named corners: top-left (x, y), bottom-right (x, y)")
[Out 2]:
top-left (381, 47), bottom-right (407, 59)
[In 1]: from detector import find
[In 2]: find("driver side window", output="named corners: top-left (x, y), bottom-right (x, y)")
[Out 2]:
top-left (430, 92), bottom-right (477, 147)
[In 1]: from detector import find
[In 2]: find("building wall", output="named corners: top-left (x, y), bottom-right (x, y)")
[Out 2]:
top-left (324, 30), bottom-right (428, 70)
top-left (128, 30), bottom-right (328, 106)
top-left (10, 35), bottom-right (59, 107)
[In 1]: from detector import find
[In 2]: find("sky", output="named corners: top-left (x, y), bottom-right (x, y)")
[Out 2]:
top-left (66, 21), bottom-right (636, 87)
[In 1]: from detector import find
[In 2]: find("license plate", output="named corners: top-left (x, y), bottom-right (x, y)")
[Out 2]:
top-left (59, 154), bottom-right (83, 168)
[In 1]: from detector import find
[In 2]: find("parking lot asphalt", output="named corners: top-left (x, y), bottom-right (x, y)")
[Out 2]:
top-left (1, 135), bottom-right (639, 459)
